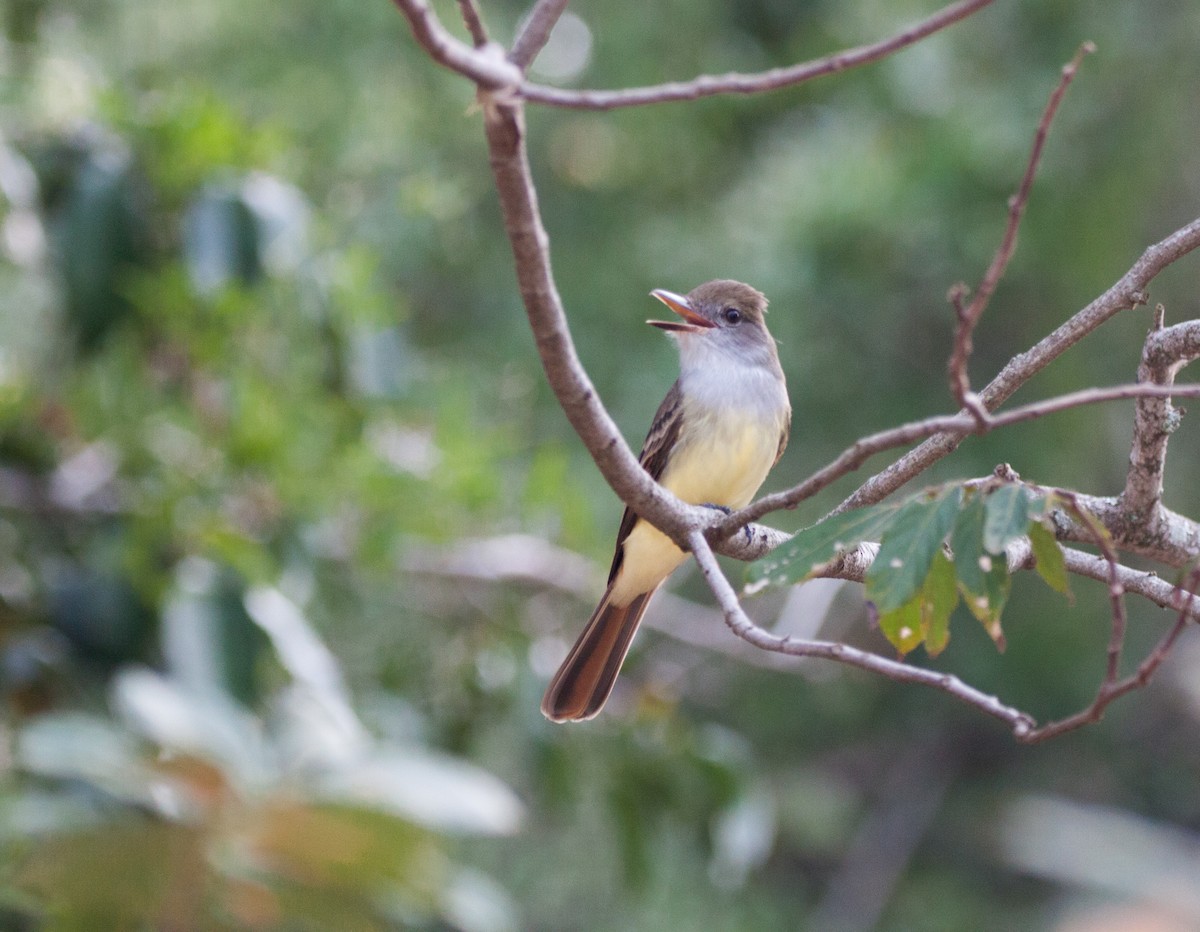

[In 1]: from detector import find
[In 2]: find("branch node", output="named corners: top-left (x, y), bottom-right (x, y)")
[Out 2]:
top-left (963, 391), bottom-right (990, 429)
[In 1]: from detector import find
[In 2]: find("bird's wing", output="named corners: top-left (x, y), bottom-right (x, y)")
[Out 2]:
top-left (774, 406), bottom-right (791, 466)
top-left (607, 379), bottom-right (683, 584)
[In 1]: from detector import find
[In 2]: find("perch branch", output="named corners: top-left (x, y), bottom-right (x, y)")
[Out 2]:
top-left (686, 529), bottom-right (1038, 738)
top-left (520, 0), bottom-right (997, 109)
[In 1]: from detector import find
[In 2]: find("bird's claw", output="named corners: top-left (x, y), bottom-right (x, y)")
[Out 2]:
top-left (701, 503), bottom-right (754, 545)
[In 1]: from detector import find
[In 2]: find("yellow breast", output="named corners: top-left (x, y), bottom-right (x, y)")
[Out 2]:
top-left (609, 404), bottom-right (783, 605)
top-left (659, 402), bottom-right (782, 510)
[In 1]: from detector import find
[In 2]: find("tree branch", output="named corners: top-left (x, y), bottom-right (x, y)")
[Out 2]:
top-left (719, 380), bottom-right (1200, 539)
top-left (455, 0), bottom-right (490, 48)
top-left (390, 0), bottom-right (521, 89)
top-left (837, 216), bottom-right (1200, 514)
top-left (686, 529), bottom-right (1039, 739)
top-left (519, 0), bottom-right (997, 109)
top-left (509, 0), bottom-right (570, 70)
top-left (948, 42), bottom-right (1094, 413)
top-left (1121, 314), bottom-right (1200, 521)
top-left (478, 87), bottom-right (720, 551)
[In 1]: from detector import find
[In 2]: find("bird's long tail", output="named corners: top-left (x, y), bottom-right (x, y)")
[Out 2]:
top-left (541, 585), bottom-right (659, 722)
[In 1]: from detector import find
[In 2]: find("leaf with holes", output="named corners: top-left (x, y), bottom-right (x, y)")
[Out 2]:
top-left (877, 549), bottom-right (958, 657)
top-left (866, 487), bottom-right (961, 613)
top-left (960, 551), bottom-right (1011, 650)
top-left (877, 594), bottom-right (925, 655)
top-left (921, 550), bottom-right (959, 656)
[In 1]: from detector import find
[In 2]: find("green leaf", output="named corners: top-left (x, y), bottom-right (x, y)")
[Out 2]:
top-left (866, 487), bottom-right (961, 613)
top-left (951, 494), bottom-right (987, 595)
top-left (983, 484), bottom-right (1031, 554)
top-left (960, 552), bottom-right (1011, 650)
top-left (1028, 519), bottom-right (1070, 595)
top-left (877, 595), bottom-right (925, 655)
top-left (745, 500), bottom-right (900, 591)
top-left (921, 550), bottom-right (959, 656)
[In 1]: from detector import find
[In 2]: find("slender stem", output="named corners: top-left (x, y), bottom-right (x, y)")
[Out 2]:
top-left (836, 217), bottom-right (1200, 515)
top-left (948, 42), bottom-right (1094, 408)
top-left (456, 0), bottom-right (490, 48)
top-left (520, 0), bottom-right (997, 109)
top-left (687, 530), bottom-right (1037, 738)
top-left (509, 0), bottom-right (570, 69)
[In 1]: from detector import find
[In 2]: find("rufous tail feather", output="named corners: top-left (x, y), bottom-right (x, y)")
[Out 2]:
top-left (540, 585), bottom-right (659, 722)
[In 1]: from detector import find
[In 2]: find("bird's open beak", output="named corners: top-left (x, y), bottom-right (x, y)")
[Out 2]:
top-left (647, 288), bottom-right (715, 332)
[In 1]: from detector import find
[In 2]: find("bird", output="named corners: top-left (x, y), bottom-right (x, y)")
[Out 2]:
top-left (541, 280), bottom-right (791, 722)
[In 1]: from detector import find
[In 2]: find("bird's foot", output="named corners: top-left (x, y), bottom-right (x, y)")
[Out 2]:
top-left (701, 503), bottom-right (753, 544)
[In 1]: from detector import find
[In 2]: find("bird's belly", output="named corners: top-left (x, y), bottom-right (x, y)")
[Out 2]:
top-left (660, 410), bottom-right (779, 511)
top-left (609, 410), bottom-right (779, 605)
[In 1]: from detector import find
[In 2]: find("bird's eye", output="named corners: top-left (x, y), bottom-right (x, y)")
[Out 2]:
top-left (723, 307), bottom-right (742, 324)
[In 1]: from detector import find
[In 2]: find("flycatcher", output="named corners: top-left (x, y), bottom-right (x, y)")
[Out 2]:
top-left (542, 280), bottom-right (791, 722)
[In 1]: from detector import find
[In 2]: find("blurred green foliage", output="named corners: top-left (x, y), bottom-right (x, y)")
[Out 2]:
top-left (2, 0), bottom-right (1200, 929)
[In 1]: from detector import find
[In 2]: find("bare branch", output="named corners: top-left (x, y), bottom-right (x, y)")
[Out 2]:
top-left (479, 89), bottom-right (721, 552)
top-left (509, 0), bottom-right (570, 70)
top-left (1020, 564), bottom-right (1199, 743)
top-left (520, 0), bottom-right (996, 109)
top-left (948, 42), bottom-right (1094, 408)
top-left (455, 0), bottom-right (490, 48)
top-left (391, 0), bottom-right (521, 89)
top-left (1121, 315), bottom-right (1200, 520)
top-left (1048, 491), bottom-right (1200, 568)
top-left (686, 529), bottom-right (1038, 738)
top-left (837, 216), bottom-right (1200, 514)
top-left (719, 380), bottom-right (1200, 538)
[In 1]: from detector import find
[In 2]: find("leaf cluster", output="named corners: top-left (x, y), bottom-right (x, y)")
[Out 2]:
top-left (748, 480), bottom-right (1071, 656)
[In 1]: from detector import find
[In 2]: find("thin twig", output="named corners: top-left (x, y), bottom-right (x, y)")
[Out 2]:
top-left (686, 529), bottom-right (1038, 738)
top-left (717, 380), bottom-right (1200, 539)
top-left (837, 216), bottom-right (1200, 515)
top-left (509, 0), bottom-right (570, 70)
top-left (948, 42), bottom-right (1095, 410)
top-left (456, 0), bottom-right (490, 48)
top-left (1059, 492), bottom-right (1128, 683)
top-left (520, 0), bottom-right (997, 109)
top-left (1020, 564), bottom-right (1200, 743)
top-left (391, 0), bottom-right (521, 90)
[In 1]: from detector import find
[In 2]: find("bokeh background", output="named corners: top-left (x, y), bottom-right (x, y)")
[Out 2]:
top-left (2, 0), bottom-right (1200, 928)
